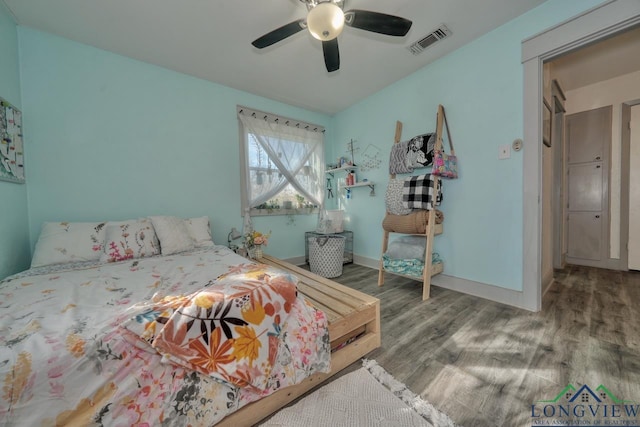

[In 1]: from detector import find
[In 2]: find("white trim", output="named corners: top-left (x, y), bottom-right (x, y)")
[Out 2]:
top-left (283, 255), bottom-right (307, 266)
top-left (353, 254), bottom-right (379, 269)
top-left (354, 255), bottom-right (532, 310)
top-left (542, 268), bottom-right (554, 297)
top-left (522, 0), bottom-right (640, 313)
top-left (521, 0), bottom-right (640, 63)
top-left (431, 274), bottom-right (532, 311)
top-left (522, 58), bottom-right (542, 312)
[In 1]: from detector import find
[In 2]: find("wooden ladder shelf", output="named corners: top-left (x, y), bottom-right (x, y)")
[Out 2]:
top-left (377, 105), bottom-right (447, 301)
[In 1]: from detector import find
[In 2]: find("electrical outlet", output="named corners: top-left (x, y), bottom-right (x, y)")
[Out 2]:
top-left (499, 144), bottom-right (511, 160)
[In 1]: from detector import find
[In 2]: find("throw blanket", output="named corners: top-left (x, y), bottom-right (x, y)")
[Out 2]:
top-left (407, 133), bottom-right (436, 168)
top-left (382, 253), bottom-right (443, 278)
top-left (382, 255), bottom-right (425, 278)
top-left (123, 264), bottom-right (303, 392)
top-left (388, 134), bottom-right (436, 175)
top-left (382, 210), bottom-right (444, 234)
top-left (389, 141), bottom-right (412, 174)
top-left (403, 174), bottom-right (442, 210)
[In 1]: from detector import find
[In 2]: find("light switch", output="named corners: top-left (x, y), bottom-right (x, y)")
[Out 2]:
top-left (499, 144), bottom-right (511, 160)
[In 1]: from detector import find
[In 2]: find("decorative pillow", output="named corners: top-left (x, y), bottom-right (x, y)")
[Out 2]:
top-left (385, 178), bottom-right (413, 215)
top-left (184, 216), bottom-right (215, 247)
top-left (31, 221), bottom-right (107, 268)
top-left (101, 219), bottom-right (160, 263)
top-left (149, 216), bottom-right (195, 255)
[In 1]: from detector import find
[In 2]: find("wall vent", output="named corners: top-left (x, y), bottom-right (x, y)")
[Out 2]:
top-left (408, 25), bottom-right (451, 55)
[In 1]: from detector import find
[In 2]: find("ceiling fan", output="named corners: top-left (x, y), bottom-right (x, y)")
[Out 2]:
top-left (251, 0), bottom-right (412, 73)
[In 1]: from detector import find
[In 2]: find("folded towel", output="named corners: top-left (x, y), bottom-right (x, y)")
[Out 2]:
top-left (382, 210), bottom-right (444, 234)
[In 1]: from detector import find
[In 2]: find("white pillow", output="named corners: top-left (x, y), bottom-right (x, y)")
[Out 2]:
top-left (184, 216), bottom-right (215, 247)
top-left (149, 216), bottom-right (195, 255)
top-left (101, 219), bottom-right (160, 263)
top-left (31, 221), bottom-right (107, 268)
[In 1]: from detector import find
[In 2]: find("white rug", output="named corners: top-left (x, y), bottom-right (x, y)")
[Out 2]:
top-left (260, 359), bottom-right (459, 427)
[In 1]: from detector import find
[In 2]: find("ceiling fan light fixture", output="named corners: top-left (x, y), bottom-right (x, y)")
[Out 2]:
top-left (307, 2), bottom-right (344, 41)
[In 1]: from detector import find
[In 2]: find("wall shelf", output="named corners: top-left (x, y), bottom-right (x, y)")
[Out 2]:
top-left (326, 165), bottom-right (373, 193)
top-left (344, 181), bottom-right (375, 190)
top-left (325, 165), bottom-right (356, 177)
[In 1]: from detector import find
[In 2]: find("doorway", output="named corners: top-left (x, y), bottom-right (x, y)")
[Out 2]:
top-left (521, 1), bottom-right (640, 312)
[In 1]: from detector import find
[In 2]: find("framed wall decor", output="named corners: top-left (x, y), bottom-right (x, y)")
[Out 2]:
top-left (0, 97), bottom-right (24, 183)
top-left (542, 98), bottom-right (552, 147)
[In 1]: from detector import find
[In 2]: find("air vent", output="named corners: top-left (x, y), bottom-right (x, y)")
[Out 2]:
top-left (408, 25), bottom-right (451, 55)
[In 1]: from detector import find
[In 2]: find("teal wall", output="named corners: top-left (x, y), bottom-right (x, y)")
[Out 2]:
top-left (18, 27), bottom-right (332, 261)
top-left (10, 0), bottom-right (604, 293)
top-left (0, 2), bottom-right (30, 279)
top-left (331, 0), bottom-right (603, 291)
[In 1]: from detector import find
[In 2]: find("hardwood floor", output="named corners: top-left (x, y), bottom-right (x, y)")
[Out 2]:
top-left (330, 263), bottom-right (640, 427)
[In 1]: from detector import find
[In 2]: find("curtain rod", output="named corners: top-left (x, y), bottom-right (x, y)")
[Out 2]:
top-left (237, 106), bottom-right (325, 133)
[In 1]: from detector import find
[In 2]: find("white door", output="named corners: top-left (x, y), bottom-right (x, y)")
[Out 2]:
top-left (565, 106), bottom-right (611, 267)
top-left (629, 105), bottom-right (640, 270)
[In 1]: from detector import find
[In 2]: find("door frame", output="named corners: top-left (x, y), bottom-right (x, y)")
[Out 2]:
top-left (521, 0), bottom-right (640, 311)
top-left (622, 101), bottom-right (640, 270)
top-left (552, 82), bottom-right (566, 271)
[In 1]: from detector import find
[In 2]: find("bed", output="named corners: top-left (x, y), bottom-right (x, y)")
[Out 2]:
top-left (0, 220), bottom-right (380, 426)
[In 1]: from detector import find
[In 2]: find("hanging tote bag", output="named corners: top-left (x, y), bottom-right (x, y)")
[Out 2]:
top-left (432, 149), bottom-right (458, 178)
top-left (431, 108), bottom-right (458, 179)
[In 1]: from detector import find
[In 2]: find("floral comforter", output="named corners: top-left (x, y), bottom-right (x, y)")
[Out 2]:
top-left (0, 246), bottom-right (330, 426)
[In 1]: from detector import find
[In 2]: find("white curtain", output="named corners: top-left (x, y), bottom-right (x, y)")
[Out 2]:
top-left (238, 112), bottom-right (324, 211)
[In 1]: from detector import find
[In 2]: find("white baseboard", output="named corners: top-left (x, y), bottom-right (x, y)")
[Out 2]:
top-left (542, 268), bottom-right (554, 296)
top-left (353, 254), bottom-right (380, 269)
top-left (353, 255), bottom-right (535, 312)
top-left (283, 255), bottom-right (307, 266)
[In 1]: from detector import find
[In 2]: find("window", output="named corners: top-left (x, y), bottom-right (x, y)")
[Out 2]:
top-left (238, 107), bottom-right (324, 216)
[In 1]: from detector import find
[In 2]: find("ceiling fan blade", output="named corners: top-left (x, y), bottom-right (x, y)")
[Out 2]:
top-left (252, 19), bottom-right (306, 49)
top-left (322, 39), bottom-right (340, 73)
top-left (344, 10), bottom-right (412, 36)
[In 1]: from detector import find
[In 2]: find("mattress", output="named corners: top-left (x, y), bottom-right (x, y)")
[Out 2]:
top-left (0, 246), bottom-right (330, 426)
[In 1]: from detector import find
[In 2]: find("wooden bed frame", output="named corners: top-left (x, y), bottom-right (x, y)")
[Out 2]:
top-left (217, 255), bottom-right (381, 426)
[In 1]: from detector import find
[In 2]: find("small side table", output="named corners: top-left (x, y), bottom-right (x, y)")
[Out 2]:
top-left (305, 230), bottom-right (353, 265)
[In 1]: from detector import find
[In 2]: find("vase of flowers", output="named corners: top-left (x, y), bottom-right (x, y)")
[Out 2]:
top-left (245, 230), bottom-right (271, 259)
top-left (251, 245), bottom-right (263, 259)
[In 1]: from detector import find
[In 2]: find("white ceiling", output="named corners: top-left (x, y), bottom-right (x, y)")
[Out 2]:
top-left (3, 0), bottom-right (546, 115)
top-left (551, 25), bottom-right (640, 92)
